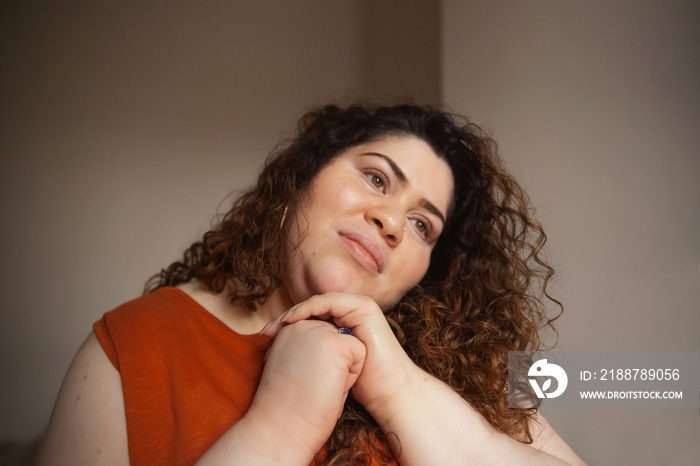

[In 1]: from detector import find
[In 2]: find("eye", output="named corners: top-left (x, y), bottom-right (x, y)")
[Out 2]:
top-left (369, 174), bottom-right (384, 189)
top-left (364, 170), bottom-right (388, 193)
top-left (411, 217), bottom-right (432, 238)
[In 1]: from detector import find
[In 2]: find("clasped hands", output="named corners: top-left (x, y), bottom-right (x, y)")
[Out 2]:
top-left (250, 292), bottom-right (415, 460)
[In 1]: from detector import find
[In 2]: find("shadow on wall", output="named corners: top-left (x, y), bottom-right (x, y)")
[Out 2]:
top-left (0, 438), bottom-right (42, 466)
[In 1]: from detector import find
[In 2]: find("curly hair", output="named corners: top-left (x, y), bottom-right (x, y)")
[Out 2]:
top-left (145, 103), bottom-right (562, 464)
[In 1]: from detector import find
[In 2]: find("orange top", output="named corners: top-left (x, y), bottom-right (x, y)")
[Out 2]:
top-left (94, 287), bottom-right (396, 465)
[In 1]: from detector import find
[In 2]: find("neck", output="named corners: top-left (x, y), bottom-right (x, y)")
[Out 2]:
top-left (178, 280), bottom-right (293, 335)
top-left (253, 283), bottom-right (294, 326)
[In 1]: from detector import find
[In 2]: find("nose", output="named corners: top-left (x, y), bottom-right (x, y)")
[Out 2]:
top-left (367, 204), bottom-right (404, 246)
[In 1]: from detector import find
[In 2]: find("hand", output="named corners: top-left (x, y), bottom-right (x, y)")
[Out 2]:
top-left (262, 292), bottom-right (416, 416)
top-left (260, 296), bottom-right (586, 466)
top-left (246, 319), bottom-right (366, 460)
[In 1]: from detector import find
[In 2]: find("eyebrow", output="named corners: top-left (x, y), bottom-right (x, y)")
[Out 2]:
top-left (419, 199), bottom-right (446, 225)
top-left (362, 152), bottom-right (447, 224)
top-left (364, 152), bottom-right (407, 183)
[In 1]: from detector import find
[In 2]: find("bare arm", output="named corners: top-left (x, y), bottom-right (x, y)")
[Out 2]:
top-left (38, 321), bottom-right (366, 465)
top-left (368, 365), bottom-right (586, 465)
top-left (196, 319), bottom-right (366, 465)
top-left (36, 332), bottom-right (129, 466)
top-left (264, 292), bottom-right (586, 466)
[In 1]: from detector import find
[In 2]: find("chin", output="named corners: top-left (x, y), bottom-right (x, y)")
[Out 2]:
top-left (302, 263), bottom-right (375, 298)
top-left (318, 280), bottom-right (405, 312)
top-left (310, 270), bottom-right (365, 296)
top-left (287, 259), bottom-right (404, 309)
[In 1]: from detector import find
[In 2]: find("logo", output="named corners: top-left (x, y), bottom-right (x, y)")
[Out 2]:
top-left (528, 359), bottom-right (568, 398)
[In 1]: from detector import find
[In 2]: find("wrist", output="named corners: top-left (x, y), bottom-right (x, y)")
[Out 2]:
top-left (361, 361), bottom-right (424, 428)
top-left (195, 412), bottom-right (314, 466)
top-left (238, 401), bottom-right (320, 464)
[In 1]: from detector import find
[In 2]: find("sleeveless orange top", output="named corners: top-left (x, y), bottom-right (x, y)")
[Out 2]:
top-left (94, 287), bottom-right (396, 465)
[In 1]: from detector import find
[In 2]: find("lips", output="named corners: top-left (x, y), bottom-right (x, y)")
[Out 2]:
top-left (338, 232), bottom-right (384, 274)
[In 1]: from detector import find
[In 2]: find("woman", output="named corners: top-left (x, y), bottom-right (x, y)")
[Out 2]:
top-left (37, 104), bottom-right (584, 465)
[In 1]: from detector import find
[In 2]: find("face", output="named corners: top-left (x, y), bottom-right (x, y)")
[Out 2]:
top-left (280, 136), bottom-right (454, 310)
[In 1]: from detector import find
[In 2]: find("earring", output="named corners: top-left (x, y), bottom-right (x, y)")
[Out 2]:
top-left (279, 206), bottom-right (288, 230)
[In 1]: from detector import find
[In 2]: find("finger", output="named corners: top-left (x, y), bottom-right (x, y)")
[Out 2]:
top-left (265, 320), bottom-right (365, 388)
top-left (338, 391), bottom-right (350, 420)
top-left (338, 326), bottom-right (366, 393)
top-left (259, 313), bottom-right (292, 338)
top-left (277, 319), bottom-right (366, 394)
top-left (260, 294), bottom-right (358, 338)
top-left (284, 293), bottom-right (378, 331)
top-left (259, 298), bottom-right (340, 338)
top-left (258, 296), bottom-right (326, 338)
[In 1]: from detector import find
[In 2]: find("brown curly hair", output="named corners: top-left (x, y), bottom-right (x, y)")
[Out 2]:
top-left (145, 103), bottom-right (562, 464)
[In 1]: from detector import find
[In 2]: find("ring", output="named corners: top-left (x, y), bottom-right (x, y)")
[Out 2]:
top-left (338, 328), bottom-right (352, 335)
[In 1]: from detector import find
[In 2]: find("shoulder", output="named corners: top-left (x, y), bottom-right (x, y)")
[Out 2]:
top-left (98, 286), bottom-right (200, 337)
top-left (93, 286), bottom-right (206, 370)
top-left (530, 413), bottom-right (586, 465)
top-left (37, 332), bottom-right (129, 465)
top-left (106, 286), bottom-right (192, 319)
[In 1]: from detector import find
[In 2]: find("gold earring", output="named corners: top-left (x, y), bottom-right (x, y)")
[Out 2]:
top-left (280, 206), bottom-right (288, 230)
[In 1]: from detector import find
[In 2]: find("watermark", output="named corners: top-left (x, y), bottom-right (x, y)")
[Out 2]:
top-left (508, 351), bottom-right (700, 408)
top-left (528, 359), bottom-right (568, 399)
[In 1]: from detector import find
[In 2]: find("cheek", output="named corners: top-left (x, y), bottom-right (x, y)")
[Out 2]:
top-left (394, 249), bottom-right (432, 291)
top-left (378, 260), bottom-right (429, 310)
top-left (306, 175), bottom-right (362, 217)
top-left (330, 176), bottom-right (365, 211)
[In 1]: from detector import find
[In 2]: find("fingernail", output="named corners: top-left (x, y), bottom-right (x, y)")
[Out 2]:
top-left (281, 307), bottom-right (295, 323)
top-left (259, 321), bottom-right (272, 335)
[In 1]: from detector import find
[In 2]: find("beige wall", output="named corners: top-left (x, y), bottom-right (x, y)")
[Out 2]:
top-left (0, 0), bottom-right (439, 442)
top-left (4, 1), bottom-right (698, 462)
top-left (443, 0), bottom-right (700, 464)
